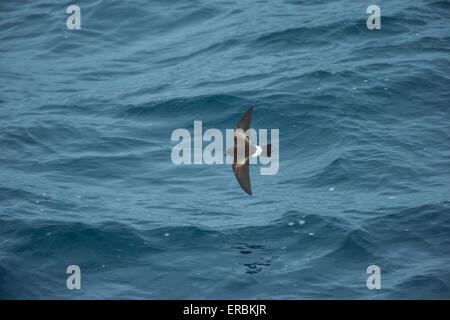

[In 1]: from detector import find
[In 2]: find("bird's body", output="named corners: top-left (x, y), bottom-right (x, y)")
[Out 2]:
top-left (227, 107), bottom-right (271, 195)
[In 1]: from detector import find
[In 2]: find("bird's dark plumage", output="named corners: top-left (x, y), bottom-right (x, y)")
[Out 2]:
top-left (235, 106), bottom-right (253, 131)
top-left (232, 162), bottom-right (252, 195)
top-left (229, 106), bottom-right (272, 195)
top-left (232, 106), bottom-right (254, 196)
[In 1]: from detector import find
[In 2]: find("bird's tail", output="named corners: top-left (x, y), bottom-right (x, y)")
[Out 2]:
top-left (260, 144), bottom-right (271, 157)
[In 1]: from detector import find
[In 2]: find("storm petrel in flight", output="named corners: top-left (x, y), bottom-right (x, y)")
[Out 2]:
top-left (226, 107), bottom-right (271, 195)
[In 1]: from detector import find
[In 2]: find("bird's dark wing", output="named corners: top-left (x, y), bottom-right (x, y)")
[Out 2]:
top-left (232, 161), bottom-right (252, 195)
top-left (235, 106), bottom-right (253, 132)
top-left (232, 106), bottom-right (254, 196)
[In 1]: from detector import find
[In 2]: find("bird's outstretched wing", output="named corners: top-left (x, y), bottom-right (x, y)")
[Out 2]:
top-left (232, 161), bottom-right (252, 195)
top-left (235, 106), bottom-right (253, 132)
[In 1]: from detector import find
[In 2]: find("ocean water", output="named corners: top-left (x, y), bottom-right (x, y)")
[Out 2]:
top-left (1, 0), bottom-right (449, 299)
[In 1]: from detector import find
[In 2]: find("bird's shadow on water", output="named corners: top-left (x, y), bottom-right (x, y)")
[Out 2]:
top-left (232, 243), bottom-right (278, 274)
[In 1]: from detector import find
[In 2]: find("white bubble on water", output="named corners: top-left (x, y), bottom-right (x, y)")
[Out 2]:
top-left (288, 222), bottom-right (294, 226)
top-left (46, 232), bottom-right (52, 236)
top-left (329, 187), bottom-right (335, 191)
top-left (164, 233), bottom-right (170, 237)
top-left (308, 232), bottom-right (315, 236)
top-left (298, 220), bottom-right (305, 225)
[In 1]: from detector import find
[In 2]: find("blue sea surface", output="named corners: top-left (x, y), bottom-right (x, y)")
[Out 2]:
top-left (1, 0), bottom-right (449, 299)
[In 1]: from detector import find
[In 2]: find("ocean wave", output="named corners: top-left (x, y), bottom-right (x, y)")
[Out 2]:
top-left (1, 0), bottom-right (449, 299)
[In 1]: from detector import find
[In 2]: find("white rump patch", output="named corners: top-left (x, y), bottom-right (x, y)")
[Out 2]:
top-left (252, 145), bottom-right (262, 158)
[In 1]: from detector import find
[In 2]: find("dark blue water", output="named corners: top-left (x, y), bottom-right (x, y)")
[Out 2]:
top-left (1, 0), bottom-right (449, 299)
